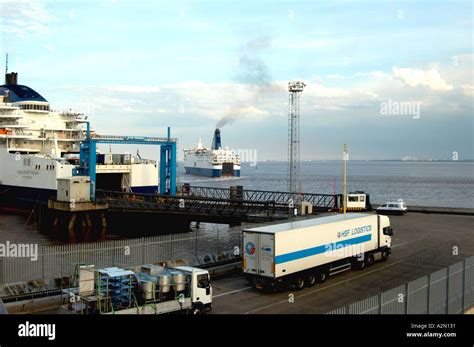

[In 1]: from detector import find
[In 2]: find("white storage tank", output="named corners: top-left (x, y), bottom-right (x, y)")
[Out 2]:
top-left (57, 176), bottom-right (91, 203)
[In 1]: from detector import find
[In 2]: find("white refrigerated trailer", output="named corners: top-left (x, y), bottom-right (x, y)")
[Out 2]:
top-left (243, 213), bottom-right (393, 291)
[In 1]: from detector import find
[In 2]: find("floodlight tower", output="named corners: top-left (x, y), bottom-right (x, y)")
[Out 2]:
top-left (287, 81), bottom-right (306, 199)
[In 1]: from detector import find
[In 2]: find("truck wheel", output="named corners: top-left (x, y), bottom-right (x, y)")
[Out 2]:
top-left (366, 254), bottom-right (374, 267)
top-left (305, 273), bottom-right (316, 287)
top-left (191, 307), bottom-right (202, 315)
top-left (315, 270), bottom-right (328, 283)
top-left (381, 251), bottom-right (390, 261)
top-left (294, 276), bottom-right (305, 290)
top-left (353, 256), bottom-right (366, 270)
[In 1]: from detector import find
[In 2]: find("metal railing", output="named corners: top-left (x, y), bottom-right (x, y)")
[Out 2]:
top-left (0, 228), bottom-right (243, 284)
top-left (96, 190), bottom-right (284, 221)
top-left (185, 186), bottom-right (340, 211)
top-left (91, 134), bottom-right (177, 143)
top-left (326, 256), bottom-right (474, 314)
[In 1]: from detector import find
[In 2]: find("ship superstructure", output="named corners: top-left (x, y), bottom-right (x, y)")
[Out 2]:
top-left (0, 72), bottom-right (158, 210)
top-left (183, 129), bottom-right (240, 177)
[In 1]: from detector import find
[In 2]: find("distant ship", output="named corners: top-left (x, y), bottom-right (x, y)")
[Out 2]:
top-left (0, 70), bottom-right (159, 211)
top-left (183, 129), bottom-right (240, 177)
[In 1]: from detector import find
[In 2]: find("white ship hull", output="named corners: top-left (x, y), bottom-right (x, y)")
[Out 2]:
top-left (0, 148), bottom-right (159, 210)
top-left (184, 152), bottom-right (240, 177)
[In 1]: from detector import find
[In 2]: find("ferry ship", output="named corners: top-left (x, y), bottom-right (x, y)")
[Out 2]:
top-left (183, 129), bottom-right (240, 177)
top-left (0, 71), bottom-right (158, 211)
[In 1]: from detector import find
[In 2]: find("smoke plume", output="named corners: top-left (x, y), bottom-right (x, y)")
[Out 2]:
top-left (216, 36), bottom-right (281, 128)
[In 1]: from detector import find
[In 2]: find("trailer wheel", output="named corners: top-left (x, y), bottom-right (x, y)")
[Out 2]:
top-left (381, 251), bottom-right (390, 261)
top-left (366, 254), bottom-right (375, 267)
top-left (305, 273), bottom-right (316, 287)
top-left (294, 276), bottom-right (305, 290)
top-left (315, 270), bottom-right (328, 283)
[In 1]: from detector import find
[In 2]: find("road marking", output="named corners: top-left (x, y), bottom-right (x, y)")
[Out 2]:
top-left (244, 259), bottom-right (406, 314)
top-left (392, 239), bottom-right (422, 248)
top-left (213, 287), bottom-right (251, 298)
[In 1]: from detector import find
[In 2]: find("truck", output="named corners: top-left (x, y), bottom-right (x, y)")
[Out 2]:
top-left (243, 213), bottom-right (393, 291)
top-left (66, 265), bottom-right (212, 315)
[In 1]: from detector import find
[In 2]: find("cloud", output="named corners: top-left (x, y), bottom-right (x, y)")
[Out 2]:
top-left (273, 38), bottom-right (330, 49)
top-left (0, 0), bottom-right (54, 38)
top-left (101, 85), bottom-right (161, 93)
top-left (392, 66), bottom-right (453, 91)
top-left (460, 84), bottom-right (474, 97)
top-left (355, 71), bottom-right (392, 80)
top-left (49, 57), bottom-right (471, 138)
top-left (42, 44), bottom-right (55, 51)
top-left (325, 74), bottom-right (346, 80)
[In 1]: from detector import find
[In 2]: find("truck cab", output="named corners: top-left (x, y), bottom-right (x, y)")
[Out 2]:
top-left (379, 214), bottom-right (393, 250)
top-left (175, 266), bottom-right (212, 313)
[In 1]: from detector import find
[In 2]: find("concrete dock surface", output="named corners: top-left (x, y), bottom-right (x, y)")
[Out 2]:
top-left (3, 211), bottom-right (473, 315)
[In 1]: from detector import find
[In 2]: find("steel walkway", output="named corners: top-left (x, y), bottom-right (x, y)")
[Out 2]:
top-left (184, 186), bottom-right (341, 211)
top-left (96, 190), bottom-right (289, 223)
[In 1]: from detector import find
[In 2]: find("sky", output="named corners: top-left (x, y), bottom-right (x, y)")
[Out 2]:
top-left (1, 0), bottom-right (473, 161)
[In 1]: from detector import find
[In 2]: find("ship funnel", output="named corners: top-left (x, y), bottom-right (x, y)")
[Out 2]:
top-left (211, 128), bottom-right (222, 150)
top-left (5, 72), bottom-right (18, 85)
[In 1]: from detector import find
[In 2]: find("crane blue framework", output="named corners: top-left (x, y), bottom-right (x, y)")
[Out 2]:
top-left (74, 123), bottom-right (177, 201)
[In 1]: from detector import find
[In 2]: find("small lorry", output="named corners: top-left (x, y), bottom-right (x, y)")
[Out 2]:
top-left (67, 265), bottom-right (212, 315)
